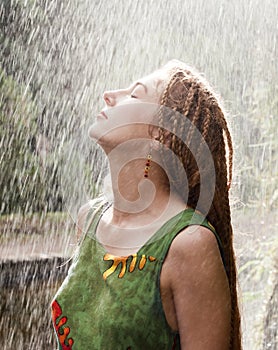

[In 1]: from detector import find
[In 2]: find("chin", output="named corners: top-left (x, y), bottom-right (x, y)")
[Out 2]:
top-left (88, 123), bottom-right (97, 140)
top-left (88, 122), bottom-right (104, 142)
top-left (88, 125), bottom-right (112, 152)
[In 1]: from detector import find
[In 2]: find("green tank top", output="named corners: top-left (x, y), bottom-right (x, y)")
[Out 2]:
top-left (51, 197), bottom-right (224, 350)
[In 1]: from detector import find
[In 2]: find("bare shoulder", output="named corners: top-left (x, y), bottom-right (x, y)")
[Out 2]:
top-left (168, 225), bottom-right (222, 264)
top-left (77, 201), bottom-right (94, 219)
top-left (165, 224), bottom-right (227, 289)
top-left (164, 225), bottom-right (231, 349)
top-left (76, 200), bottom-right (96, 240)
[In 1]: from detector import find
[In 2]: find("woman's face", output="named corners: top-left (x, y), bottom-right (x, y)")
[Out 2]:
top-left (89, 70), bottom-right (167, 151)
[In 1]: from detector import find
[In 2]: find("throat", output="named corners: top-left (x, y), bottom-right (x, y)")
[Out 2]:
top-left (96, 218), bottom-right (163, 257)
top-left (106, 150), bottom-right (171, 219)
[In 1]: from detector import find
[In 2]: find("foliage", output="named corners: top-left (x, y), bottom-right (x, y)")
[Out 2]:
top-left (234, 84), bottom-right (278, 209)
top-left (238, 230), bottom-right (278, 349)
top-left (0, 67), bottom-right (63, 214)
top-left (0, 67), bottom-right (37, 213)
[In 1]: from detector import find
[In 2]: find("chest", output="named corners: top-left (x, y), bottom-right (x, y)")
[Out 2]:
top-left (94, 217), bottom-right (179, 331)
top-left (52, 240), bottom-right (177, 349)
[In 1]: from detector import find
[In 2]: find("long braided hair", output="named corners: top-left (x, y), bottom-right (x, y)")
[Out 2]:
top-left (157, 60), bottom-right (241, 349)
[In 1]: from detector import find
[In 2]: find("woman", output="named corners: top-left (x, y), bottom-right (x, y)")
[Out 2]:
top-left (51, 60), bottom-right (241, 349)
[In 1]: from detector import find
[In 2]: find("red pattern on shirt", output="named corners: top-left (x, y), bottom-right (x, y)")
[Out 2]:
top-left (52, 299), bottom-right (74, 350)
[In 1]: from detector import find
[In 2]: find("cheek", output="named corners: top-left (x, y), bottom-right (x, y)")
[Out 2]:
top-left (107, 102), bottom-right (159, 127)
top-left (88, 121), bottom-right (103, 141)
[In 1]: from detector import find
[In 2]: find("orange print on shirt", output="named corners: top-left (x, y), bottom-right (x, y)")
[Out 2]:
top-left (103, 253), bottom-right (156, 280)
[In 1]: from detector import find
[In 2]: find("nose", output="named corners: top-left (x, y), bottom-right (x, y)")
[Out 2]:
top-left (103, 91), bottom-right (116, 107)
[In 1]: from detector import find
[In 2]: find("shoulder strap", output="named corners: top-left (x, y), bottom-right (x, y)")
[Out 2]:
top-left (58, 196), bottom-right (109, 268)
top-left (78, 196), bottom-right (108, 245)
top-left (159, 208), bottom-right (226, 270)
top-left (187, 212), bottom-right (226, 269)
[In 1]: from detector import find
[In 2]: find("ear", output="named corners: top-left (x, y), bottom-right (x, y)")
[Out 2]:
top-left (148, 125), bottom-right (159, 139)
top-left (161, 131), bottom-right (172, 148)
top-left (148, 125), bottom-right (172, 149)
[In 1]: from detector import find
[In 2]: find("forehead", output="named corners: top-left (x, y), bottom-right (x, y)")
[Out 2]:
top-left (138, 70), bottom-right (168, 94)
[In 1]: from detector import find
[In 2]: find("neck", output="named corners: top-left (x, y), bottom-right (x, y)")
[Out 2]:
top-left (106, 147), bottom-right (171, 226)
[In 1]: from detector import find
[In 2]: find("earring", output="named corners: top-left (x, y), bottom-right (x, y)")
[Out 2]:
top-left (144, 153), bottom-right (152, 178)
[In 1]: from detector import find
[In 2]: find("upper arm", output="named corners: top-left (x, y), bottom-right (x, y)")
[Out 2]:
top-left (76, 201), bottom-right (94, 241)
top-left (167, 225), bottom-right (231, 350)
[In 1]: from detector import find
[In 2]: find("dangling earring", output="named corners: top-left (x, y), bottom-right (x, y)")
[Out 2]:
top-left (144, 153), bottom-right (152, 178)
top-left (144, 138), bottom-right (160, 178)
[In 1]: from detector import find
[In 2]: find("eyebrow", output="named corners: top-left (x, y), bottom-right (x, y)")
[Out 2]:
top-left (155, 79), bottom-right (163, 89)
top-left (133, 81), bottom-right (148, 93)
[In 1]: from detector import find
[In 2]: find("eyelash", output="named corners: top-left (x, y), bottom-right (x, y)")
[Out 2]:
top-left (131, 94), bottom-right (137, 98)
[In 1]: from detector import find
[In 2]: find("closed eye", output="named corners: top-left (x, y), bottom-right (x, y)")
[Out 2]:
top-left (130, 82), bottom-right (146, 99)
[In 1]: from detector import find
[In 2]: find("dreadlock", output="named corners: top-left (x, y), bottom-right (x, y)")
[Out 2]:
top-left (157, 60), bottom-right (241, 350)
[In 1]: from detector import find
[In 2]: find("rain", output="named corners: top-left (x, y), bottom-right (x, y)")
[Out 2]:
top-left (0, 0), bottom-right (277, 349)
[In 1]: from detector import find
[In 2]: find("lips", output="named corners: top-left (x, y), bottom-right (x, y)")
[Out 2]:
top-left (96, 111), bottom-right (108, 121)
top-left (100, 111), bottom-right (108, 119)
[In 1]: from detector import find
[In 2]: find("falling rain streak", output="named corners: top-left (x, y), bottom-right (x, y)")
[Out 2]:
top-left (0, 0), bottom-right (277, 349)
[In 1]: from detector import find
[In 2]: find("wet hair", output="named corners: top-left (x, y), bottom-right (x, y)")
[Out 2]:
top-left (157, 60), bottom-right (241, 349)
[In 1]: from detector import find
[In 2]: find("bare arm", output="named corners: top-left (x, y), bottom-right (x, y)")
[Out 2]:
top-left (166, 225), bottom-right (231, 349)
